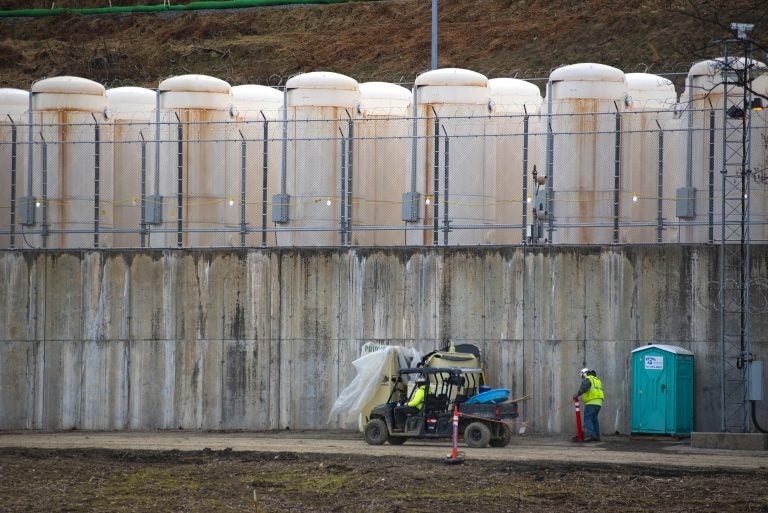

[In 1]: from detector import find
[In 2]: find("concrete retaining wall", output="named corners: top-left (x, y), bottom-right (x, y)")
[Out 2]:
top-left (1, 246), bottom-right (766, 433)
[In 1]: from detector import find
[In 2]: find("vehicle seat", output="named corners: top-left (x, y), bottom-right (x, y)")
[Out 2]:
top-left (425, 393), bottom-right (449, 413)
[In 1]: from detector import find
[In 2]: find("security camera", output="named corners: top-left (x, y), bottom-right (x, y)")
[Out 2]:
top-left (730, 23), bottom-right (754, 40)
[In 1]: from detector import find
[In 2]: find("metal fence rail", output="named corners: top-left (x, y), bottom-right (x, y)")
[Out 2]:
top-left (1, 108), bottom-right (767, 249)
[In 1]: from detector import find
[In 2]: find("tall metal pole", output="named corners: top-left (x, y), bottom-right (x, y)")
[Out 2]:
top-left (431, 0), bottom-right (438, 70)
top-left (719, 23), bottom-right (755, 433)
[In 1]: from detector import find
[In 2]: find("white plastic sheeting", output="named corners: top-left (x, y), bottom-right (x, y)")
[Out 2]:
top-left (328, 345), bottom-right (422, 427)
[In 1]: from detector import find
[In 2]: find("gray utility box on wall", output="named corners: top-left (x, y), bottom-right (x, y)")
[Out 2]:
top-left (676, 187), bottom-right (696, 218)
top-left (749, 361), bottom-right (763, 401)
top-left (143, 195), bottom-right (163, 225)
top-left (17, 196), bottom-right (36, 225)
top-left (272, 193), bottom-right (290, 224)
top-left (401, 191), bottom-right (421, 222)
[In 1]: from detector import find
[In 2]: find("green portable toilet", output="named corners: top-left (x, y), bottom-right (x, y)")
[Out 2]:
top-left (630, 344), bottom-right (694, 436)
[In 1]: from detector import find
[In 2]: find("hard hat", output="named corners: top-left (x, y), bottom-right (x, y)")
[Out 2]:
top-left (580, 368), bottom-right (590, 375)
top-left (415, 374), bottom-right (427, 385)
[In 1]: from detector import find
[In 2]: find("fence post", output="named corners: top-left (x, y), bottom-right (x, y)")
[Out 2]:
top-left (339, 127), bottom-right (347, 245)
top-left (41, 133), bottom-right (48, 248)
top-left (522, 110), bottom-right (529, 244)
top-left (545, 82), bottom-right (554, 242)
top-left (708, 109), bottom-right (716, 243)
top-left (261, 112), bottom-right (268, 248)
top-left (657, 123), bottom-right (664, 243)
top-left (346, 115), bottom-right (353, 246)
top-left (442, 126), bottom-right (449, 245)
top-left (9, 117), bottom-right (16, 249)
top-left (140, 131), bottom-right (147, 248)
top-left (240, 129), bottom-right (247, 247)
top-left (433, 111), bottom-right (440, 245)
top-left (613, 104), bottom-right (621, 244)
top-left (93, 114), bottom-right (100, 248)
top-left (175, 112), bottom-right (183, 248)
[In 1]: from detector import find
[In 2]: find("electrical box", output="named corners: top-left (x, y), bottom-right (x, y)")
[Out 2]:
top-left (401, 191), bottom-right (421, 222)
top-left (143, 195), bottom-right (163, 225)
top-left (534, 189), bottom-right (548, 221)
top-left (748, 361), bottom-right (763, 401)
top-left (17, 196), bottom-right (36, 225)
top-left (272, 193), bottom-right (290, 224)
top-left (528, 223), bottom-right (544, 242)
top-left (676, 187), bottom-right (696, 218)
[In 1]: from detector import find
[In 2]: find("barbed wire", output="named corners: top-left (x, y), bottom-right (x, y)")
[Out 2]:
top-left (230, 62), bottom-right (704, 90)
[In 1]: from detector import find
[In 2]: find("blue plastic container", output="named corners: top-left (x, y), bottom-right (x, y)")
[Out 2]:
top-left (465, 388), bottom-right (510, 405)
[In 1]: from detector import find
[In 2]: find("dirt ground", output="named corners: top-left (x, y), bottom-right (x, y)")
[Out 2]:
top-left (1, 431), bottom-right (766, 512)
top-left (1, 0), bottom-right (767, 93)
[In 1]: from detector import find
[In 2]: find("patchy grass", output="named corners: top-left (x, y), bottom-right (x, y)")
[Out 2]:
top-left (2, 448), bottom-right (767, 512)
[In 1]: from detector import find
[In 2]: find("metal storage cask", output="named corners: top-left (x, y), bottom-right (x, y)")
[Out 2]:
top-left (488, 78), bottom-right (544, 244)
top-left (354, 82), bottom-right (411, 246)
top-left (29, 76), bottom-right (110, 249)
top-left (152, 74), bottom-right (232, 248)
top-left (278, 72), bottom-right (360, 246)
top-left (622, 73), bottom-right (679, 243)
top-left (106, 86), bottom-right (156, 247)
top-left (0, 88), bottom-right (30, 249)
top-left (547, 63), bottom-right (627, 244)
top-left (410, 68), bottom-right (493, 246)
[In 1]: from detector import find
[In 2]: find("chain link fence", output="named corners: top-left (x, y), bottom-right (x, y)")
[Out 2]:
top-left (2, 107), bottom-right (767, 249)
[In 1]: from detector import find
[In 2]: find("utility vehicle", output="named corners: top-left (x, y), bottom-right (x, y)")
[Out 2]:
top-left (363, 367), bottom-right (518, 448)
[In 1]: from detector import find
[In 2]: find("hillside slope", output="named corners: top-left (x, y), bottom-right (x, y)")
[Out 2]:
top-left (0, 0), bottom-right (765, 90)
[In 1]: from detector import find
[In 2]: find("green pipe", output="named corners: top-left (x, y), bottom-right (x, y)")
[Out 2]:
top-left (0, 0), bottom-right (361, 18)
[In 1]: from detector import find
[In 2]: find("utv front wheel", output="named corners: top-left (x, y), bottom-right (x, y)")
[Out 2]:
top-left (364, 419), bottom-right (389, 445)
top-left (464, 422), bottom-right (491, 448)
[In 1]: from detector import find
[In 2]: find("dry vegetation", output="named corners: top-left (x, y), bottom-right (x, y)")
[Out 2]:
top-left (0, 0), bottom-right (766, 91)
top-left (1, 447), bottom-right (767, 512)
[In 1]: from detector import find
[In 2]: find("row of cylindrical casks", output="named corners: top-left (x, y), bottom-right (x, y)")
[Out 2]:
top-left (1, 61), bottom-right (767, 248)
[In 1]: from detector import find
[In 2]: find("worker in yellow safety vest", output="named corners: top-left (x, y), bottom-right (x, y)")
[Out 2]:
top-left (394, 375), bottom-right (427, 430)
top-left (573, 368), bottom-right (604, 442)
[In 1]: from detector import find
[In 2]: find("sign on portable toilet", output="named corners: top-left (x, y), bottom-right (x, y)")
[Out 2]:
top-left (631, 344), bottom-right (694, 436)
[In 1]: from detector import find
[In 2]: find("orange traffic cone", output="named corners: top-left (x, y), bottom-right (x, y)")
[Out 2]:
top-left (572, 396), bottom-right (584, 442)
top-left (445, 405), bottom-right (464, 464)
